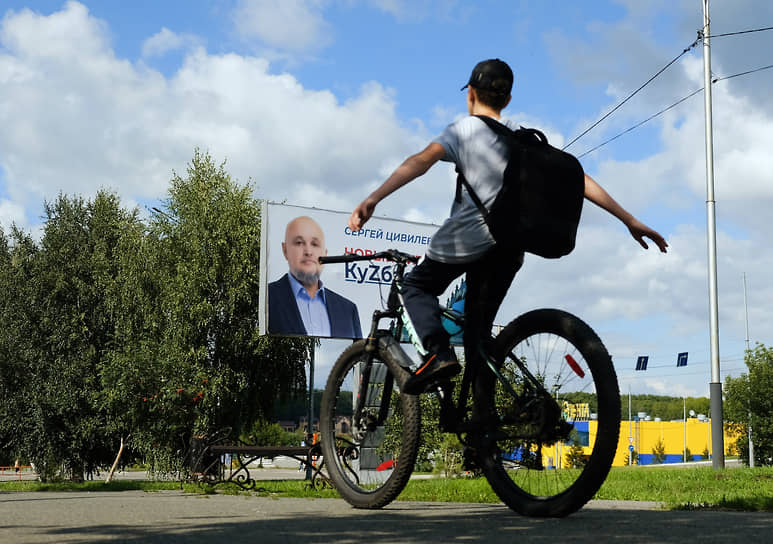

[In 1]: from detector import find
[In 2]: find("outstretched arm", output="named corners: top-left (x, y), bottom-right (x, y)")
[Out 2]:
top-left (584, 174), bottom-right (668, 253)
top-left (349, 142), bottom-right (446, 231)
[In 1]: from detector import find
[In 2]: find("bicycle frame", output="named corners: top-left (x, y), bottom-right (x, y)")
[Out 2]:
top-left (320, 250), bottom-right (620, 516)
top-left (320, 250), bottom-right (556, 440)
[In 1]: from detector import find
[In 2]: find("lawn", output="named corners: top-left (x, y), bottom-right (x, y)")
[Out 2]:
top-left (2, 465), bottom-right (772, 512)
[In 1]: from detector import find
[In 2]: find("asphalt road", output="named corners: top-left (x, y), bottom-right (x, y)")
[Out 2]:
top-left (1, 489), bottom-right (771, 544)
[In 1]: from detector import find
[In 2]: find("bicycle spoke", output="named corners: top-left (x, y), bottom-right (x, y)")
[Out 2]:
top-left (319, 340), bottom-right (420, 508)
top-left (477, 309), bottom-right (620, 517)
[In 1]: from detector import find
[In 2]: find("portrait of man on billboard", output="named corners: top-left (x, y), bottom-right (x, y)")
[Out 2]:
top-left (267, 215), bottom-right (362, 338)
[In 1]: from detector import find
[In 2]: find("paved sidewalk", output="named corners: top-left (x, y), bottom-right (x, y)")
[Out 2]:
top-left (1, 490), bottom-right (771, 544)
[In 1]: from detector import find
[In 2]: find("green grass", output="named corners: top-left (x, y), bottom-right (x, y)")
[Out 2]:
top-left (3, 466), bottom-right (773, 511)
top-left (597, 466), bottom-right (773, 511)
top-left (396, 466), bottom-right (773, 511)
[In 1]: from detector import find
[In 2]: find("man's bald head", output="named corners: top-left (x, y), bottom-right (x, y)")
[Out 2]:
top-left (282, 216), bottom-right (328, 288)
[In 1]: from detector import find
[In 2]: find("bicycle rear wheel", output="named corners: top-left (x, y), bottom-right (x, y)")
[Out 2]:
top-left (319, 339), bottom-right (421, 508)
top-left (476, 309), bottom-right (620, 517)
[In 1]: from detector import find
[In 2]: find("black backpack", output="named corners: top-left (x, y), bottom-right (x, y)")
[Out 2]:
top-left (456, 115), bottom-right (585, 259)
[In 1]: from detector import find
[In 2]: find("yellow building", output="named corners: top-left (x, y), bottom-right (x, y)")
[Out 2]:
top-left (540, 415), bottom-right (737, 468)
top-left (533, 402), bottom-right (739, 468)
top-left (613, 417), bottom-right (736, 466)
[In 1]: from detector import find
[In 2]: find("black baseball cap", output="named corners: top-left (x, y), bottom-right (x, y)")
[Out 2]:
top-left (461, 59), bottom-right (513, 95)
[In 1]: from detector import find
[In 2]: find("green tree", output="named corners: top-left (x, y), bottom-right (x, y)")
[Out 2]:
top-left (623, 394), bottom-right (710, 422)
top-left (103, 150), bottom-right (311, 471)
top-left (652, 438), bottom-right (667, 464)
top-left (0, 226), bottom-right (40, 466)
top-left (725, 344), bottom-right (773, 466)
top-left (434, 433), bottom-right (464, 477)
top-left (623, 449), bottom-right (638, 466)
top-left (565, 442), bottom-right (587, 469)
top-left (0, 192), bottom-right (137, 481)
top-left (243, 420), bottom-right (301, 447)
top-left (0, 151), bottom-right (314, 477)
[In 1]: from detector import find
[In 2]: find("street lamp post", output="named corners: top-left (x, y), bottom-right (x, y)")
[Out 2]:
top-left (683, 398), bottom-right (687, 463)
top-left (702, 0), bottom-right (725, 471)
top-left (628, 387), bottom-right (633, 466)
top-left (743, 273), bottom-right (754, 468)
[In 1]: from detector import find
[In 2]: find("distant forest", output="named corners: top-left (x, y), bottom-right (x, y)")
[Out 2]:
top-left (622, 394), bottom-right (710, 421)
top-left (273, 391), bottom-right (711, 425)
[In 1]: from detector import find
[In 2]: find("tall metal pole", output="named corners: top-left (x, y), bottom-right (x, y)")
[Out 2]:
top-left (683, 398), bottom-right (687, 463)
top-left (305, 345), bottom-right (316, 481)
top-left (628, 387), bottom-right (633, 466)
top-left (702, 0), bottom-right (725, 469)
top-left (743, 273), bottom-right (750, 352)
top-left (744, 273), bottom-right (754, 467)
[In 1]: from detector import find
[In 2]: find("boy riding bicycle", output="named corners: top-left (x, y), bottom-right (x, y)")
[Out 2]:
top-left (348, 59), bottom-right (668, 395)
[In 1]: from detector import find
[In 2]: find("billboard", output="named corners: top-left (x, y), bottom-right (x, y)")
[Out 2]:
top-left (259, 202), bottom-right (450, 339)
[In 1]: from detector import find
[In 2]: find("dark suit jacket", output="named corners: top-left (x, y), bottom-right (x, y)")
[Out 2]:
top-left (268, 274), bottom-right (362, 338)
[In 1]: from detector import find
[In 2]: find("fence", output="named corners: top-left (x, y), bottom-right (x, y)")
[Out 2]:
top-left (0, 465), bottom-right (34, 481)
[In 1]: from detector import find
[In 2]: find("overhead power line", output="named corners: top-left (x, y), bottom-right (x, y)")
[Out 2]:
top-left (561, 37), bottom-right (701, 152)
top-left (563, 25), bottom-right (773, 153)
top-left (706, 25), bottom-right (773, 39)
top-left (715, 62), bottom-right (773, 83)
top-left (575, 62), bottom-right (773, 159)
top-left (575, 88), bottom-right (702, 159)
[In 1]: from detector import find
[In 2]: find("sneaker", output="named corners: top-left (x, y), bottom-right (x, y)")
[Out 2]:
top-left (403, 350), bottom-right (461, 394)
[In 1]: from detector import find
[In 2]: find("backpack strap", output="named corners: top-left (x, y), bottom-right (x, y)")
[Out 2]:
top-left (474, 114), bottom-right (514, 140)
top-left (453, 115), bottom-right (516, 218)
top-left (476, 115), bottom-right (549, 146)
top-left (455, 167), bottom-right (489, 220)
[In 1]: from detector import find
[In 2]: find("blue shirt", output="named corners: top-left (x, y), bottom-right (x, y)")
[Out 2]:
top-left (287, 273), bottom-right (331, 337)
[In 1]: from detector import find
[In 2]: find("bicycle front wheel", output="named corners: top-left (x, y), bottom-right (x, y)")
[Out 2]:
top-left (319, 339), bottom-right (421, 508)
top-left (476, 309), bottom-right (620, 517)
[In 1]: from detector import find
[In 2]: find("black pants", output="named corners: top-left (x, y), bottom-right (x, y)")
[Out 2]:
top-left (400, 244), bottom-right (524, 371)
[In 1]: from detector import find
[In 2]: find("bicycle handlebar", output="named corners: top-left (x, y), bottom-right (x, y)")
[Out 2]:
top-left (319, 249), bottom-right (419, 265)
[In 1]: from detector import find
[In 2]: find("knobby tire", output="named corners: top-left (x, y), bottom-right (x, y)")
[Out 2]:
top-left (476, 308), bottom-right (621, 517)
top-left (320, 339), bottom-right (421, 509)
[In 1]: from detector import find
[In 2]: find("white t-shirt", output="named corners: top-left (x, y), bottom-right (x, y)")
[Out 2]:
top-left (427, 115), bottom-right (516, 264)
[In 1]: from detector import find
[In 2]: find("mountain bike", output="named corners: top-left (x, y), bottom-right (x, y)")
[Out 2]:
top-left (318, 249), bottom-right (620, 517)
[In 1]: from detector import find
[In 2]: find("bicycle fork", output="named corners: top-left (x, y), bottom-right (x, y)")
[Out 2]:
top-left (351, 312), bottom-right (415, 434)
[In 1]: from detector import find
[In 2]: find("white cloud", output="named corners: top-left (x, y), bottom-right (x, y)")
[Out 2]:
top-left (1, 1), bottom-right (771, 399)
top-left (0, 199), bottom-right (25, 230)
top-left (364, 0), bottom-right (466, 23)
top-left (531, 4), bottom-right (773, 389)
top-left (365, 0), bottom-right (430, 21)
top-left (0, 2), bottom-right (438, 232)
top-left (231, 0), bottom-right (333, 53)
top-left (643, 376), bottom-right (701, 398)
top-left (141, 27), bottom-right (201, 58)
top-left (0, 1), bottom-right (111, 59)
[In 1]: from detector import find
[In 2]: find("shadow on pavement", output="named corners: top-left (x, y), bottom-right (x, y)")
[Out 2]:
top-left (1, 492), bottom-right (771, 544)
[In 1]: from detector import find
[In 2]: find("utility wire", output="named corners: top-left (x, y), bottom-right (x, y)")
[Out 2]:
top-left (575, 88), bottom-right (702, 159)
top-left (563, 25), bottom-right (773, 152)
top-left (706, 25), bottom-right (773, 39)
top-left (715, 62), bottom-right (773, 83)
top-left (575, 62), bottom-right (773, 159)
top-left (562, 37), bottom-right (701, 152)
top-left (617, 355), bottom-right (746, 372)
top-left (617, 363), bottom-right (748, 380)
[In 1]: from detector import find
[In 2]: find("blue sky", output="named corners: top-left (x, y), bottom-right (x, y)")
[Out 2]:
top-left (2, 0), bottom-right (773, 401)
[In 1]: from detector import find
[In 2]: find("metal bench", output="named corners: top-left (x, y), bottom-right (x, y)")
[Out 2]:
top-left (188, 430), bottom-right (331, 491)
